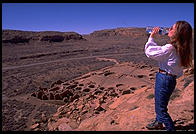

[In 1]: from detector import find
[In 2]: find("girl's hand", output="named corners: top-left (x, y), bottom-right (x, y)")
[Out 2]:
top-left (150, 27), bottom-right (160, 38)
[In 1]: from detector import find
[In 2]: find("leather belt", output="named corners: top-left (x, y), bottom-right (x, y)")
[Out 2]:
top-left (159, 68), bottom-right (177, 78)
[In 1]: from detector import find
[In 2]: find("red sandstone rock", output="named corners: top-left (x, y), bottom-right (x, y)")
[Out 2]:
top-left (31, 62), bottom-right (193, 131)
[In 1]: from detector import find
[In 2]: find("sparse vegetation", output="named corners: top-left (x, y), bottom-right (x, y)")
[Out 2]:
top-left (147, 94), bottom-right (154, 99)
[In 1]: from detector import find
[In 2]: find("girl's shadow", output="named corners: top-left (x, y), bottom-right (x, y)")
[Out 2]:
top-left (175, 123), bottom-right (194, 131)
top-left (160, 123), bottom-right (194, 131)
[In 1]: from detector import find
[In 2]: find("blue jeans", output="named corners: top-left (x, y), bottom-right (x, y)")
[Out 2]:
top-left (155, 72), bottom-right (176, 131)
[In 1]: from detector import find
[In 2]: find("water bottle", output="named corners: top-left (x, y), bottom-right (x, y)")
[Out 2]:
top-left (146, 26), bottom-right (169, 35)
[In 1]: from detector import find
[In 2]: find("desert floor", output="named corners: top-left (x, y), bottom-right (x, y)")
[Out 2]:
top-left (2, 29), bottom-right (194, 131)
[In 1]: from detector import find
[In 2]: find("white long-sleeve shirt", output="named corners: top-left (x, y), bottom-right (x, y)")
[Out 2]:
top-left (145, 37), bottom-right (183, 78)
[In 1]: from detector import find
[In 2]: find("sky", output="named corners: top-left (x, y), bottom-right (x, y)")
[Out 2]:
top-left (2, 3), bottom-right (194, 34)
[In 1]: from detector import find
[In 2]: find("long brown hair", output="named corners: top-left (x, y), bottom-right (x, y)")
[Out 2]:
top-left (170, 21), bottom-right (193, 68)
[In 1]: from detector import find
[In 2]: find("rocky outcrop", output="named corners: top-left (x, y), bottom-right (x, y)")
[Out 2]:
top-left (90, 28), bottom-right (147, 38)
top-left (2, 30), bottom-right (86, 44)
top-left (30, 61), bottom-right (194, 131)
top-left (40, 33), bottom-right (84, 42)
top-left (65, 33), bottom-right (84, 40)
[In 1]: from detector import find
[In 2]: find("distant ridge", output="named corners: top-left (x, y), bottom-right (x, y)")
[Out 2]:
top-left (90, 27), bottom-right (147, 38)
top-left (2, 29), bottom-right (86, 44)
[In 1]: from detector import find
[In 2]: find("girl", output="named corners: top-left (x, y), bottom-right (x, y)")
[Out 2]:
top-left (144, 21), bottom-right (193, 131)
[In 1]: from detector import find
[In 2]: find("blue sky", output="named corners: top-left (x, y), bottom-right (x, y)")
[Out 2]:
top-left (2, 3), bottom-right (194, 34)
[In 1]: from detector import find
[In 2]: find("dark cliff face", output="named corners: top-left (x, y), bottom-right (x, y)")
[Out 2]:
top-left (2, 30), bottom-right (86, 44)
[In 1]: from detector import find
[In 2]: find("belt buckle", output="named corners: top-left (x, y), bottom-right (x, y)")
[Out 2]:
top-left (159, 69), bottom-right (166, 74)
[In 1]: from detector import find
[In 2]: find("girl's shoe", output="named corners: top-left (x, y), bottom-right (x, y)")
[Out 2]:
top-left (146, 120), bottom-right (163, 130)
